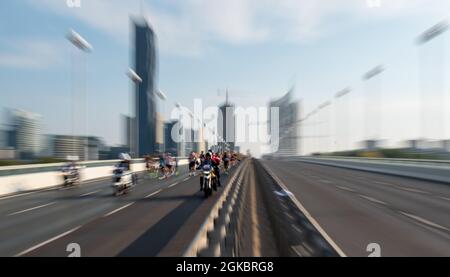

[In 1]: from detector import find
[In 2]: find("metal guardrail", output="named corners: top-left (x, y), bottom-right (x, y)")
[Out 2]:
top-left (182, 159), bottom-right (249, 257)
top-left (184, 158), bottom-right (344, 257)
top-left (255, 160), bottom-right (344, 257)
top-left (301, 156), bottom-right (450, 168)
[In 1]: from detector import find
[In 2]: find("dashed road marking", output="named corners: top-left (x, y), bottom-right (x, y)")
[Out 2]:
top-left (103, 202), bottom-right (134, 217)
top-left (8, 202), bottom-right (56, 216)
top-left (145, 189), bottom-right (162, 199)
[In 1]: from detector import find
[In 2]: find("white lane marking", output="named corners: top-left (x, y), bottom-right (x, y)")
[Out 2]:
top-left (80, 190), bottom-right (100, 197)
top-left (0, 190), bottom-right (43, 201)
top-left (261, 163), bottom-right (347, 257)
top-left (374, 180), bottom-right (431, 194)
top-left (438, 196), bottom-right (450, 202)
top-left (397, 187), bottom-right (429, 194)
top-left (373, 181), bottom-right (394, 187)
top-left (358, 195), bottom-right (388, 206)
top-left (319, 179), bottom-right (332, 184)
top-left (145, 189), bottom-right (162, 199)
top-left (336, 186), bottom-right (356, 192)
top-left (103, 202), bottom-right (134, 217)
top-left (14, 225), bottom-right (81, 257)
top-left (168, 182), bottom-right (179, 188)
top-left (400, 211), bottom-right (450, 232)
top-left (8, 202), bottom-right (56, 216)
top-left (183, 177), bottom-right (190, 182)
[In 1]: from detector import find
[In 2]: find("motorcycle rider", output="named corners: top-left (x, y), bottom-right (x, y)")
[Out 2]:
top-left (165, 153), bottom-right (176, 177)
top-left (222, 151), bottom-right (230, 174)
top-left (189, 151), bottom-right (198, 176)
top-left (158, 153), bottom-right (166, 178)
top-left (112, 153), bottom-right (136, 195)
top-left (199, 152), bottom-right (214, 191)
top-left (211, 152), bottom-right (222, 187)
top-left (61, 156), bottom-right (80, 185)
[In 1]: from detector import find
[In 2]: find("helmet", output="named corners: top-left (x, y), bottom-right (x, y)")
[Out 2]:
top-left (119, 153), bottom-right (131, 161)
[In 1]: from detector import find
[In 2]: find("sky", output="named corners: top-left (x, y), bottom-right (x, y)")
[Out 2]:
top-left (1, 0), bottom-right (450, 156)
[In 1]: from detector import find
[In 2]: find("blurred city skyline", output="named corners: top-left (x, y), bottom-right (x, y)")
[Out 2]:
top-left (2, 1), bottom-right (450, 157)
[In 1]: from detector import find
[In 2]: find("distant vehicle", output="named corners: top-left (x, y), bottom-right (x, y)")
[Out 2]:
top-left (111, 153), bottom-right (137, 196)
top-left (111, 165), bottom-right (137, 196)
top-left (201, 164), bottom-right (216, 198)
top-left (61, 155), bottom-right (81, 187)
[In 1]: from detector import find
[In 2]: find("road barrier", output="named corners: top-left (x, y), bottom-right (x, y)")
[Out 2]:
top-left (0, 158), bottom-right (188, 197)
top-left (255, 160), bottom-right (343, 257)
top-left (293, 156), bottom-right (450, 184)
top-left (182, 159), bottom-right (249, 257)
top-left (183, 158), bottom-right (343, 257)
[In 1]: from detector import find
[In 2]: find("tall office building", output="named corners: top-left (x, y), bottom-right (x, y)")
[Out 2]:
top-left (51, 135), bottom-right (104, 161)
top-left (122, 114), bottom-right (134, 152)
top-left (217, 91), bottom-right (236, 152)
top-left (164, 120), bottom-right (179, 156)
top-left (133, 17), bottom-right (158, 157)
top-left (0, 129), bottom-right (5, 148)
top-left (9, 109), bottom-right (41, 159)
top-left (156, 112), bottom-right (165, 153)
top-left (268, 89), bottom-right (300, 156)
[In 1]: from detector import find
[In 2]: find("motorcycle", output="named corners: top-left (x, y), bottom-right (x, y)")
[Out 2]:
top-left (201, 164), bottom-right (217, 198)
top-left (112, 166), bottom-right (137, 196)
top-left (61, 165), bottom-right (80, 187)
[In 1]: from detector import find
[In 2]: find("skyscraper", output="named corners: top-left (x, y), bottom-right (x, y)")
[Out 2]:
top-left (268, 89), bottom-right (300, 156)
top-left (9, 109), bottom-right (41, 159)
top-left (133, 17), bottom-right (158, 157)
top-left (164, 120), bottom-right (179, 156)
top-left (217, 90), bottom-right (236, 152)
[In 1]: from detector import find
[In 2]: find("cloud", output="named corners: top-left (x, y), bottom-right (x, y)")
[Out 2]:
top-left (0, 38), bottom-right (64, 69)
top-left (27, 0), bottom-right (450, 56)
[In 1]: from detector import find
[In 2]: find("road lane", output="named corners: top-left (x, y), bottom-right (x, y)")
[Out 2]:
top-left (5, 165), bottom-right (239, 257)
top-left (262, 160), bottom-right (450, 256)
top-left (0, 166), bottom-right (195, 256)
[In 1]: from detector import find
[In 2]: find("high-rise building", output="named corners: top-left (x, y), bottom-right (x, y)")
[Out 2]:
top-left (122, 114), bottom-right (134, 153)
top-left (217, 91), bottom-right (236, 153)
top-left (194, 128), bottom-right (206, 153)
top-left (51, 135), bottom-right (104, 161)
top-left (164, 120), bottom-right (179, 156)
top-left (0, 129), bottom-right (5, 148)
top-left (9, 109), bottom-right (41, 159)
top-left (156, 112), bottom-right (165, 153)
top-left (268, 89), bottom-right (300, 156)
top-left (133, 17), bottom-right (158, 157)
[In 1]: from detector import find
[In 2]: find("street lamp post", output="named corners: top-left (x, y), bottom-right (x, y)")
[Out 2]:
top-left (363, 65), bottom-right (385, 146)
top-left (417, 21), bottom-right (448, 144)
top-left (175, 103), bottom-right (185, 157)
top-left (67, 29), bottom-right (92, 161)
top-left (334, 88), bottom-right (351, 152)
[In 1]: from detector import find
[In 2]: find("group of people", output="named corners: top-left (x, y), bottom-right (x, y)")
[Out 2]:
top-left (188, 150), bottom-right (240, 192)
top-left (144, 153), bottom-right (178, 179)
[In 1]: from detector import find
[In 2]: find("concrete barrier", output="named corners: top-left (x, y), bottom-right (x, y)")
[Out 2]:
top-left (292, 156), bottom-right (450, 184)
top-left (0, 158), bottom-right (188, 197)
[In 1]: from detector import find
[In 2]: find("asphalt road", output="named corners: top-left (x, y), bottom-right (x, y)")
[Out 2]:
top-left (0, 165), bottom-right (238, 257)
top-left (262, 160), bottom-right (450, 257)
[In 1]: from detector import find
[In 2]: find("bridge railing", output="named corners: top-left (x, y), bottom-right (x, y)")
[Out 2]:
top-left (290, 156), bottom-right (450, 184)
top-left (183, 159), bottom-right (249, 257)
top-left (0, 158), bottom-right (188, 197)
top-left (183, 158), bottom-right (343, 257)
